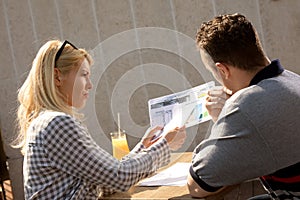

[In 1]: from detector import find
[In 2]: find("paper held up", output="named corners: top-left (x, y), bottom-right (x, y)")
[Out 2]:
top-left (150, 104), bottom-right (183, 141)
top-left (148, 81), bottom-right (215, 138)
top-left (138, 162), bottom-right (190, 186)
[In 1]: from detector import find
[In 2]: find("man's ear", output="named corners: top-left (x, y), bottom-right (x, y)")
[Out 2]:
top-left (215, 62), bottom-right (230, 79)
top-left (54, 68), bottom-right (62, 87)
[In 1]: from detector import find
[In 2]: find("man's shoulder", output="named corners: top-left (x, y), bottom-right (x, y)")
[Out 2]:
top-left (229, 72), bottom-right (299, 104)
top-left (225, 86), bottom-right (259, 105)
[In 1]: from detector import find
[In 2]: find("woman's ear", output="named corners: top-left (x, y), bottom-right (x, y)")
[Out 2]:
top-left (54, 68), bottom-right (62, 87)
top-left (215, 62), bottom-right (230, 79)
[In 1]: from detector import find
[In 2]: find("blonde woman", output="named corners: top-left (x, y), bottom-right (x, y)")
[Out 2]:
top-left (15, 40), bottom-right (186, 199)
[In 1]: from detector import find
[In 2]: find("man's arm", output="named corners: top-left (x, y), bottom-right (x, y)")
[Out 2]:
top-left (187, 173), bottom-right (224, 198)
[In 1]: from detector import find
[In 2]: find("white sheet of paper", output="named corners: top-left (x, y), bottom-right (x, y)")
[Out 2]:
top-left (138, 162), bottom-right (190, 186)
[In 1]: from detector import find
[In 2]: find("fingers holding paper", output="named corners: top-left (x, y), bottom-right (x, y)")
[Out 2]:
top-left (141, 126), bottom-right (163, 148)
top-left (164, 126), bottom-right (186, 151)
top-left (142, 125), bottom-right (186, 150)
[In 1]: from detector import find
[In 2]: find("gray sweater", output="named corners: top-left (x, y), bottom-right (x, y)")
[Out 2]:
top-left (191, 66), bottom-right (300, 194)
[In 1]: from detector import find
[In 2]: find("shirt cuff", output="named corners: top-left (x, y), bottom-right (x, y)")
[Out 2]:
top-left (189, 166), bottom-right (222, 192)
top-left (130, 142), bottom-right (145, 154)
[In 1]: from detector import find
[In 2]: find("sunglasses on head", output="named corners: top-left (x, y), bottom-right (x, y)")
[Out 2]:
top-left (55, 40), bottom-right (78, 62)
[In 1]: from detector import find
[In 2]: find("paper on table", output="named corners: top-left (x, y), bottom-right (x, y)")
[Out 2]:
top-left (138, 162), bottom-right (190, 186)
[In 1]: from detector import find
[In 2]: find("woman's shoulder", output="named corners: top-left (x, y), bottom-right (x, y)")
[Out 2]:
top-left (40, 111), bottom-right (89, 141)
top-left (27, 110), bottom-right (78, 143)
top-left (31, 110), bottom-right (76, 130)
top-left (39, 110), bottom-right (72, 121)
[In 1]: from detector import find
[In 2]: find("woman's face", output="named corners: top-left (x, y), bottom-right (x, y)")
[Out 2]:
top-left (57, 58), bottom-right (92, 109)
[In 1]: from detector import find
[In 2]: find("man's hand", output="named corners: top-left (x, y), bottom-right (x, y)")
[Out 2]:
top-left (206, 86), bottom-right (232, 122)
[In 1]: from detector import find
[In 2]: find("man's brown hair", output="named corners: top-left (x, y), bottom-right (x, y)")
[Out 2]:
top-left (196, 13), bottom-right (267, 71)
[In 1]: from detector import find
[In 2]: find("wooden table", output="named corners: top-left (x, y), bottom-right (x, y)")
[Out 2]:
top-left (99, 152), bottom-right (266, 200)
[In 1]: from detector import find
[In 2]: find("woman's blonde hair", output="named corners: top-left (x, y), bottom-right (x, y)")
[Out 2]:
top-left (14, 40), bottom-right (93, 154)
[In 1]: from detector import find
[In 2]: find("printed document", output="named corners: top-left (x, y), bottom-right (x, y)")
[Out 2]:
top-left (148, 81), bottom-right (215, 137)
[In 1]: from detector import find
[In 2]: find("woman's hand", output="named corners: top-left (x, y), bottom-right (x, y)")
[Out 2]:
top-left (205, 86), bottom-right (232, 122)
top-left (163, 126), bottom-right (186, 151)
top-left (141, 126), bottom-right (163, 148)
top-left (142, 126), bottom-right (186, 151)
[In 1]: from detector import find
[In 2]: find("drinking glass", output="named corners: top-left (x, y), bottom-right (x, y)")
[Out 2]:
top-left (110, 131), bottom-right (130, 160)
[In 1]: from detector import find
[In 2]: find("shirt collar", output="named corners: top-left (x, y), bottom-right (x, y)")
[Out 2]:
top-left (249, 59), bottom-right (284, 86)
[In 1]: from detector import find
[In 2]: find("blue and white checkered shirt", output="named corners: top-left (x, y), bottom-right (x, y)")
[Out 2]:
top-left (23, 110), bottom-right (170, 199)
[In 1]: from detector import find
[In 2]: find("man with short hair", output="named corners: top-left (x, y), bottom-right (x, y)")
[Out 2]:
top-left (188, 13), bottom-right (300, 199)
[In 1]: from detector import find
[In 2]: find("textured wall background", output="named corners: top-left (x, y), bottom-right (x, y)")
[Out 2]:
top-left (0, 0), bottom-right (299, 199)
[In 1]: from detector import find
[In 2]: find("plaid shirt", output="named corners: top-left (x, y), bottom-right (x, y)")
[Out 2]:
top-left (24, 110), bottom-right (170, 199)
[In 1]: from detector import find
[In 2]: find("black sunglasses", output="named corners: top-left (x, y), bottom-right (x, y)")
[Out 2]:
top-left (55, 40), bottom-right (78, 62)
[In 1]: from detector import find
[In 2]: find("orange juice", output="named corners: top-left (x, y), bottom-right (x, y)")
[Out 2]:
top-left (111, 132), bottom-right (130, 160)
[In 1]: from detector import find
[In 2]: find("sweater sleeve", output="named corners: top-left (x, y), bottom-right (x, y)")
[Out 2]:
top-left (43, 115), bottom-right (171, 193)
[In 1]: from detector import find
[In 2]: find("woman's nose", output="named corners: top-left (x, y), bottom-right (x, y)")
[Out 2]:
top-left (87, 78), bottom-right (93, 90)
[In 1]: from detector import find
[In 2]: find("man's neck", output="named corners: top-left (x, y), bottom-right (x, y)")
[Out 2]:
top-left (229, 65), bottom-right (268, 93)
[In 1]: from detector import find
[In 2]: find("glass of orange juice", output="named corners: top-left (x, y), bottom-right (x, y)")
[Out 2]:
top-left (110, 131), bottom-right (130, 160)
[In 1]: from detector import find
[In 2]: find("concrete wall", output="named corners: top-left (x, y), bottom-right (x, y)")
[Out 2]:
top-left (0, 0), bottom-right (299, 199)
